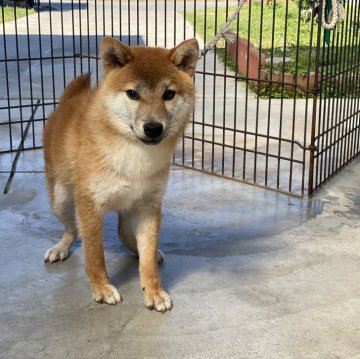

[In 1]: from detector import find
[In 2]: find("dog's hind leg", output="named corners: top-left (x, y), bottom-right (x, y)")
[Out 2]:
top-left (44, 181), bottom-right (78, 263)
top-left (118, 210), bottom-right (164, 264)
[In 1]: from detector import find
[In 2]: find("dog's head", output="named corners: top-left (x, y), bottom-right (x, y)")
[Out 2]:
top-left (99, 37), bottom-right (199, 145)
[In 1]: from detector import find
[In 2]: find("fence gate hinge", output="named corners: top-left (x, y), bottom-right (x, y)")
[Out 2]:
top-left (307, 144), bottom-right (318, 152)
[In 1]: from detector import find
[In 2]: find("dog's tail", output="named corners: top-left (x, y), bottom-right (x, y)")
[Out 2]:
top-left (60, 73), bottom-right (91, 102)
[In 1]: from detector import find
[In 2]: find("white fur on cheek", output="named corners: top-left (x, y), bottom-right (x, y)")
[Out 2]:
top-left (166, 95), bottom-right (194, 136)
top-left (103, 91), bottom-right (138, 137)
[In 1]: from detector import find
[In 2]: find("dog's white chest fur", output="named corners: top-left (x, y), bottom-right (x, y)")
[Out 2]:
top-left (90, 140), bottom-right (170, 211)
top-left (93, 177), bottom-right (146, 211)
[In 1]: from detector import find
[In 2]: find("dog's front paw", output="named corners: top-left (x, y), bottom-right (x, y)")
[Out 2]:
top-left (44, 244), bottom-right (69, 263)
top-left (144, 288), bottom-right (172, 312)
top-left (92, 284), bottom-right (122, 305)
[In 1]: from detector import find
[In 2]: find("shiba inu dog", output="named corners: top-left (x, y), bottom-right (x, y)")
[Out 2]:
top-left (43, 37), bottom-right (199, 312)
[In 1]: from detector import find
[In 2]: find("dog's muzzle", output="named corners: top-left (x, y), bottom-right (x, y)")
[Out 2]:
top-left (143, 122), bottom-right (163, 140)
top-left (131, 122), bottom-right (165, 145)
top-left (139, 122), bottom-right (164, 144)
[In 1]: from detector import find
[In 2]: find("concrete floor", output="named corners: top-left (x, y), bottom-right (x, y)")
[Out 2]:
top-left (0, 150), bottom-right (360, 358)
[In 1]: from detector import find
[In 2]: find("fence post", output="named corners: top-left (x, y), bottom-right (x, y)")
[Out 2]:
top-left (308, 94), bottom-right (318, 196)
top-left (308, 1), bottom-right (324, 196)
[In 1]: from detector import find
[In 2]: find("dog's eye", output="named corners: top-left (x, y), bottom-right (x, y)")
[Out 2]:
top-left (126, 89), bottom-right (140, 100)
top-left (163, 90), bottom-right (176, 101)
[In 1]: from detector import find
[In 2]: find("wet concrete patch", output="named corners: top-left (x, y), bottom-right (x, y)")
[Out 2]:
top-left (0, 190), bottom-right (36, 210)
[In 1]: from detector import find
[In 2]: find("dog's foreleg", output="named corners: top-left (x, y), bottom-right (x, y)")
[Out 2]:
top-left (118, 210), bottom-right (165, 264)
top-left (118, 209), bottom-right (138, 253)
top-left (77, 196), bottom-right (121, 305)
top-left (135, 205), bottom-right (171, 312)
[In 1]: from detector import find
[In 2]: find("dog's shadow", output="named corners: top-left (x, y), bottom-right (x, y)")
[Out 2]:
top-left (102, 198), bottom-right (323, 292)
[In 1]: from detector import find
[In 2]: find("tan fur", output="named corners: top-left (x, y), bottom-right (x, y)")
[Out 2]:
top-left (43, 37), bottom-right (199, 311)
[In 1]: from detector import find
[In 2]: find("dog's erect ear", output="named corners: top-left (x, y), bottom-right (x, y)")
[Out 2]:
top-left (100, 37), bottom-right (133, 75)
top-left (169, 38), bottom-right (199, 77)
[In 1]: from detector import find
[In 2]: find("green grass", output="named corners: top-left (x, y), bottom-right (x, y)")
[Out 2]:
top-left (186, 1), bottom-right (360, 97)
top-left (187, 1), bottom-right (320, 73)
top-left (0, 6), bottom-right (35, 24)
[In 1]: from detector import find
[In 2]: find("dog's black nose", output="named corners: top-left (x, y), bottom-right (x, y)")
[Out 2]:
top-left (143, 122), bottom-right (163, 139)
